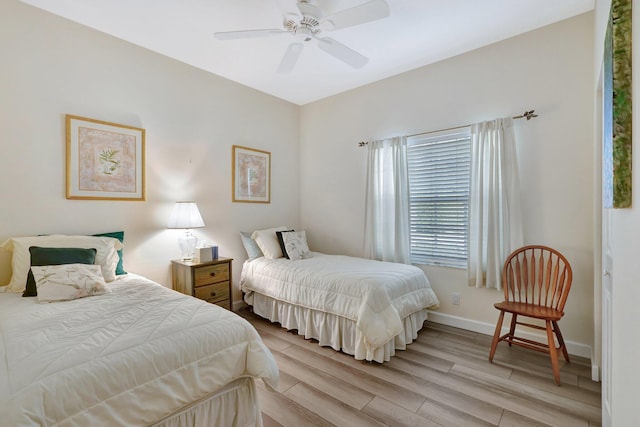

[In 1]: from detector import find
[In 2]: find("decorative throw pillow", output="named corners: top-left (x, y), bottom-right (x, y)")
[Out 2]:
top-left (23, 246), bottom-right (98, 297)
top-left (92, 231), bottom-right (126, 275)
top-left (280, 231), bottom-right (311, 261)
top-left (275, 230), bottom-right (295, 259)
top-left (31, 264), bottom-right (111, 303)
top-left (0, 234), bottom-right (122, 293)
top-left (240, 232), bottom-right (264, 260)
top-left (251, 226), bottom-right (289, 259)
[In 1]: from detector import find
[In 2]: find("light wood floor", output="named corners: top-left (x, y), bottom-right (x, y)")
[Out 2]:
top-left (238, 308), bottom-right (601, 427)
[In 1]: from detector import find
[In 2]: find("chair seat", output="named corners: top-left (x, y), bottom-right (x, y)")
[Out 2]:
top-left (494, 301), bottom-right (564, 321)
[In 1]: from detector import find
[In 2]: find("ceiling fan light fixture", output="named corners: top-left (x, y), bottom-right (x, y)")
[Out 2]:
top-left (296, 27), bottom-right (314, 41)
top-left (214, 0), bottom-right (390, 72)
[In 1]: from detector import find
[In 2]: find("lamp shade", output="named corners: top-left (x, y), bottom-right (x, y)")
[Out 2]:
top-left (167, 202), bottom-right (205, 229)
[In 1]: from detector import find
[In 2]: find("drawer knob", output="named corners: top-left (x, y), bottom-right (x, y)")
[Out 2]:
top-left (210, 291), bottom-right (217, 297)
top-left (210, 272), bottom-right (216, 277)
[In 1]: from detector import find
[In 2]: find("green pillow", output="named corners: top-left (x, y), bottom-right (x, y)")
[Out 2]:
top-left (93, 231), bottom-right (126, 275)
top-left (23, 247), bottom-right (97, 297)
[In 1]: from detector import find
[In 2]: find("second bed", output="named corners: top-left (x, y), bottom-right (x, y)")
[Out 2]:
top-left (240, 252), bottom-right (440, 362)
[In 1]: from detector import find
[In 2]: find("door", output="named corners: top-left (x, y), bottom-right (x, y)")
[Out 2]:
top-left (602, 217), bottom-right (612, 427)
top-left (600, 58), bottom-right (612, 426)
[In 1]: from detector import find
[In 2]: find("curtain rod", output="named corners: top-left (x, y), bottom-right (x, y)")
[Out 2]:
top-left (357, 109), bottom-right (538, 147)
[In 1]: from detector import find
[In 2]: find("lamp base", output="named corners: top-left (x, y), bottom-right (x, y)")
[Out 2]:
top-left (178, 230), bottom-right (198, 261)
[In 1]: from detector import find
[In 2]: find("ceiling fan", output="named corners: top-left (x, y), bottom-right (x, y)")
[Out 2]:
top-left (214, 0), bottom-right (390, 73)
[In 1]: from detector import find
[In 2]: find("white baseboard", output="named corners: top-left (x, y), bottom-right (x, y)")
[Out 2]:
top-left (232, 300), bottom-right (248, 312)
top-left (426, 310), bottom-right (593, 361)
top-left (591, 364), bottom-right (600, 382)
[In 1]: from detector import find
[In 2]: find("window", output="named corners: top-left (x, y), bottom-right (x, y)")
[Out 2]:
top-left (407, 127), bottom-right (471, 267)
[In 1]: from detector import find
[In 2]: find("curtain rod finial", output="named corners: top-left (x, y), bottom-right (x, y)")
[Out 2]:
top-left (515, 109), bottom-right (538, 120)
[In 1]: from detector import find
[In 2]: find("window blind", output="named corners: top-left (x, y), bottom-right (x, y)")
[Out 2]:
top-left (407, 128), bottom-right (471, 267)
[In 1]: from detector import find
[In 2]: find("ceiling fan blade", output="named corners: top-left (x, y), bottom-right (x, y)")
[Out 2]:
top-left (317, 37), bottom-right (368, 69)
top-left (214, 29), bottom-right (288, 40)
top-left (322, 0), bottom-right (389, 31)
top-left (277, 43), bottom-right (304, 73)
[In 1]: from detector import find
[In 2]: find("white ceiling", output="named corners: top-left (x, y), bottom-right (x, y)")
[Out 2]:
top-left (20, 0), bottom-right (594, 105)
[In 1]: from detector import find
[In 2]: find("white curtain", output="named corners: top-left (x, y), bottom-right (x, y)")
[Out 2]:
top-left (364, 136), bottom-right (411, 264)
top-left (468, 117), bottom-right (523, 289)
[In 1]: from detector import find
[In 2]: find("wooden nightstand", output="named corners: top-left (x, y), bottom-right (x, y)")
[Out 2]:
top-left (171, 257), bottom-right (233, 311)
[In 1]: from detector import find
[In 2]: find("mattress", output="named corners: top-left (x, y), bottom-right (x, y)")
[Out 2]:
top-left (0, 273), bottom-right (279, 426)
top-left (240, 252), bottom-right (439, 359)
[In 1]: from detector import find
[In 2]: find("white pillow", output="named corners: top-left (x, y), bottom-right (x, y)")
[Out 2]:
top-left (281, 231), bottom-right (311, 261)
top-left (0, 235), bottom-right (123, 292)
top-left (32, 264), bottom-right (111, 303)
top-left (251, 226), bottom-right (289, 259)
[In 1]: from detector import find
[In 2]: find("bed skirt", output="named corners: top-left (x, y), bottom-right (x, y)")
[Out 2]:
top-left (152, 377), bottom-right (263, 427)
top-left (247, 292), bottom-right (429, 363)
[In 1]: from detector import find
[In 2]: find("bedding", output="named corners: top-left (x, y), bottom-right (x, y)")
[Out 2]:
top-left (31, 263), bottom-right (111, 302)
top-left (277, 230), bottom-right (310, 260)
top-left (92, 230), bottom-right (127, 275)
top-left (240, 232), bottom-right (264, 260)
top-left (0, 234), bottom-right (123, 292)
top-left (251, 226), bottom-right (289, 259)
top-left (240, 252), bottom-right (439, 362)
top-left (0, 273), bottom-right (279, 426)
top-left (24, 246), bottom-right (99, 297)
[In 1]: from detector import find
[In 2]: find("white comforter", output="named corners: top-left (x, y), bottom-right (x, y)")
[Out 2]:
top-left (241, 253), bottom-right (439, 351)
top-left (0, 274), bottom-right (279, 426)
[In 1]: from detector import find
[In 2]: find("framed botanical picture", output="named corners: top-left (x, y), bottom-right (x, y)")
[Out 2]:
top-left (66, 115), bottom-right (145, 201)
top-left (232, 145), bottom-right (271, 203)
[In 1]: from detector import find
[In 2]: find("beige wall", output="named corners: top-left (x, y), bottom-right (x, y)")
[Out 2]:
top-left (0, 0), bottom-right (301, 304)
top-left (300, 13), bottom-right (596, 358)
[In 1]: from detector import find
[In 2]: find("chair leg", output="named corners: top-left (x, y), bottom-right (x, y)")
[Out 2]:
top-left (545, 320), bottom-right (561, 385)
top-left (553, 321), bottom-right (570, 363)
top-left (507, 314), bottom-right (518, 346)
top-left (489, 311), bottom-right (505, 362)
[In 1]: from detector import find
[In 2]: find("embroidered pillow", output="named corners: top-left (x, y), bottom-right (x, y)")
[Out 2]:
top-left (275, 230), bottom-right (295, 259)
top-left (280, 231), bottom-right (311, 261)
top-left (23, 246), bottom-right (98, 297)
top-left (31, 264), bottom-right (111, 303)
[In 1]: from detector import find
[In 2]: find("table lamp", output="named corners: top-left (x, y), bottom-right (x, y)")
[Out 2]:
top-left (167, 201), bottom-right (205, 261)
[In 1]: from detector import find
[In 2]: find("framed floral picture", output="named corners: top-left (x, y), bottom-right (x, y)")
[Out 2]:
top-left (66, 115), bottom-right (145, 201)
top-left (232, 145), bottom-right (271, 203)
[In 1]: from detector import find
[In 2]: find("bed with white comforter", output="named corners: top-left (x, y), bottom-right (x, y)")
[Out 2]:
top-left (241, 252), bottom-right (439, 362)
top-left (0, 273), bottom-right (279, 427)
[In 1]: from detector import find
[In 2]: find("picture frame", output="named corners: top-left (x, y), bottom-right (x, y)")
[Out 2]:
top-left (603, 0), bottom-right (632, 208)
top-left (66, 115), bottom-right (145, 201)
top-left (232, 145), bottom-right (271, 203)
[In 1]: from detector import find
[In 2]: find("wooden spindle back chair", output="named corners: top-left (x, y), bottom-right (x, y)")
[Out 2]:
top-left (488, 245), bottom-right (573, 385)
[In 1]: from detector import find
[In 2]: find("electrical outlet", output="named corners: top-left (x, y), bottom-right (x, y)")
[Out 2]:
top-left (451, 292), bottom-right (461, 305)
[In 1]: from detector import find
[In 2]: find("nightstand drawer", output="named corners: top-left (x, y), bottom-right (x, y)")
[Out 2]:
top-left (194, 264), bottom-right (229, 287)
top-left (194, 281), bottom-right (230, 304)
top-left (172, 257), bottom-right (233, 312)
